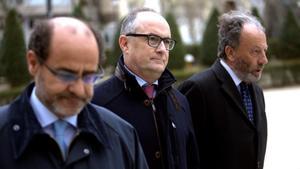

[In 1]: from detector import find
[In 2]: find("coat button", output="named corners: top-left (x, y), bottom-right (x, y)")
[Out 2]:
top-left (144, 99), bottom-right (151, 106)
top-left (12, 124), bottom-right (20, 131)
top-left (257, 161), bottom-right (260, 169)
top-left (155, 151), bottom-right (161, 159)
top-left (83, 148), bottom-right (90, 155)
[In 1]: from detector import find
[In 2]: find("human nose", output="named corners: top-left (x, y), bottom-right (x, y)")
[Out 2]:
top-left (68, 79), bottom-right (88, 98)
top-left (156, 41), bottom-right (168, 51)
top-left (259, 52), bottom-right (268, 65)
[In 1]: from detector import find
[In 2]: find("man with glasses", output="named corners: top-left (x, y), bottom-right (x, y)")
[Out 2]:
top-left (92, 8), bottom-right (200, 169)
top-left (0, 17), bottom-right (148, 169)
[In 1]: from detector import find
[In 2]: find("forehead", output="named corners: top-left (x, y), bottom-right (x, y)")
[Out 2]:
top-left (134, 12), bottom-right (171, 36)
top-left (47, 18), bottom-right (99, 69)
top-left (240, 23), bottom-right (267, 47)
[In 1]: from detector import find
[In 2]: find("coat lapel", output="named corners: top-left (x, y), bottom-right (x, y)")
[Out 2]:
top-left (212, 60), bottom-right (255, 127)
top-left (250, 84), bottom-right (264, 128)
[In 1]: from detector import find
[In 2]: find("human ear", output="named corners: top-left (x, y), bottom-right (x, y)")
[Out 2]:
top-left (225, 45), bottom-right (235, 61)
top-left (26, 50), bottom-right (40, 76)
top-left (119, 35), bottom-right (129, 53)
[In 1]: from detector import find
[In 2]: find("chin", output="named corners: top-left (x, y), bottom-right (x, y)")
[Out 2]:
top-left (53, 102), bottom-right (84, 117)
top-left (245, 73), bottom-right (261, 83)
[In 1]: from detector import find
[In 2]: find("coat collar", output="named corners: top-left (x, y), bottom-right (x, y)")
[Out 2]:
top-left (114, 55), bottom-right (176, 94)
top-left (8, 83), bottom-right (110, 159)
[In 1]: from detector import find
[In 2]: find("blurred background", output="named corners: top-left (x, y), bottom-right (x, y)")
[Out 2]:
top-left (0, 1), bottom-right (300, 169)
top-left (0, 0), bottom-right (300, 102)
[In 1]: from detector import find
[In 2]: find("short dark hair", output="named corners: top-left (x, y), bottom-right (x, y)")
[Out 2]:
top-left (28, 19), bottom-right (53, 63)
top-left (28, 18), bottom-right (103, 65)
top-left (217, 10), bottom-right (265, 59)
top-left (120, 7), bottom-right (157, 35)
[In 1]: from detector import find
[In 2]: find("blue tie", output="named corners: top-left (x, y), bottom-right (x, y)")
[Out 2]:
top-left (240, 82), bottom-right (254, 122)
top-left (53, 120), bottom-right (68, 159)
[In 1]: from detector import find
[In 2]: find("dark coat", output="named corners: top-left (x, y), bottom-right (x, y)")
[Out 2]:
top-left (178, 59), bottom-right (267, 169)
top-left (0, 83), bottom-right (149, 169)
top-left (92, 56), bottom-right (200, 169)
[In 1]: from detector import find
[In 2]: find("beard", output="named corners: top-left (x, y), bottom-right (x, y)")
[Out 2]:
top-left (232, 57), bottom-right (263, 83)
top-left (51, 93), bottom-right (90, 118)
top-left (35, 71), bottom-right (92, 118)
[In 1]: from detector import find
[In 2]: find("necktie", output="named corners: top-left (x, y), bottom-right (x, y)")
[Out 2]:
top-left (143, 84), bottom-right (155, 99)
top-left (239, 82), bottom-right (254, 122)
top-left (53, 120), bottom-right (68, 159)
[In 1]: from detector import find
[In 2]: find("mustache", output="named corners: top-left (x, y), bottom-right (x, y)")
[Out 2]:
top-left (56, 92), bottom-right (89, 103)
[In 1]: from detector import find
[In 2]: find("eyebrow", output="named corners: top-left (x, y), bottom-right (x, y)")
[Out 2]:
top-left (56, 67), bottom-right (97, 75)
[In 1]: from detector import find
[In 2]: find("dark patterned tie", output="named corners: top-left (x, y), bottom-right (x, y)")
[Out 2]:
top-left (240, 82), bottom-right (254, 122)
top-left (143, 84), bottom-right (155, 99)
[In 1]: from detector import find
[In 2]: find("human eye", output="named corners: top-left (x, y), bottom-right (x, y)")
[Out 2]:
top-left (83, 74), bottom-right (98, 84)
top-left (250, 48), bottom-right (261, 56)
top-left (163, 39), bottom-right (172, 45)
top-left (56, 70), bottom-right (77, 82)
top-left (148, 35), bottom-right (161, 44)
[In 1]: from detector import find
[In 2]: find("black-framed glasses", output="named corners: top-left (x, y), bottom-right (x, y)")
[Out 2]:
top-left (126, 33), bottom-right (176, 51)
top-left (43, 63), bottom-right (104, 84)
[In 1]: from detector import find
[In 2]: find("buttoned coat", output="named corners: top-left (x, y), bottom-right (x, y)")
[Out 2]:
top-left (178, 59), bottom-right (267, 169)
top-left (92, 56), bottom-right (200, 169)
top-left (0, 83), bottom-right (149, 169)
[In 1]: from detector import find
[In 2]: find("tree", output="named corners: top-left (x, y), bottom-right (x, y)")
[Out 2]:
top-left (200, 8), bottom-right (219, 66)
top-left (0, 9), bottom-right (30, 87)
top-left (251, 7), bottom-right (264, 25)
top-left (277, 8), bottom-right (300, 59)
top-left (104, 20), bottom-right (122, 68)
top-left (165, 12), bottom-right (186, 70)
top-left (72, 0), bottom-right (86, 20)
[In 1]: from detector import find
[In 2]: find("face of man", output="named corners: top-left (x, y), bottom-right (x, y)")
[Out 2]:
top-left (230, 23), bottom-right (268, 83)
top-left (28, 18), bottom-right (99, 118)
top-left (121, 11), bottom-right (171, 83)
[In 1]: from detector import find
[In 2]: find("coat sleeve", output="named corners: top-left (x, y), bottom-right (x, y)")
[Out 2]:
top-left (132, 129), bottom-right (149, 169)
top-left (178, 80), bottom-right (207, 169)
top-left (186, 104), bottom-right (201, 169)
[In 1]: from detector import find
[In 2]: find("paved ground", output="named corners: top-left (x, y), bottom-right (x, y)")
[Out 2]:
top-left (263, 86), bottom-right (300, 169)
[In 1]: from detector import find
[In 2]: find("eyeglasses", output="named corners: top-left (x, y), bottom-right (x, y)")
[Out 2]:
top-left (43, 63), bottom-right (104, 84)
top-left (126, 33), bottom-right (176, 51)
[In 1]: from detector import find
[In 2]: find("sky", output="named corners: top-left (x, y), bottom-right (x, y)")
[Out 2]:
top-left (27, 0), bottom-right (71, 6)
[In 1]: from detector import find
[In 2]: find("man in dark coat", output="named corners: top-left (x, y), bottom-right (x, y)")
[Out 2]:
top-left (0, 17), bottom-right (148, 169)
top-left (178, 11), bottom-right (268, 169)
top-left (92, 8), bottom-right (200, 169)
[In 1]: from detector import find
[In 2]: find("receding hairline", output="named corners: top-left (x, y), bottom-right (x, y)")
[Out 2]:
top-left (50, 17), bottom-right (94, 38)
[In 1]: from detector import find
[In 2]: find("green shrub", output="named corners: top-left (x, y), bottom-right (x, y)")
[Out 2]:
top-left (104, 21), bottom-right (122, 68)
top-left (0, 85), bottom-right (24, 105)
top-left (201, 8), bottom-right (219, 66)
top-left (251, 7), bottom-right (264, 25)
top-left (268, 37), bottom-right (281, 59)
top-left (185, 44), bottom-right (202, 63)
top-left (72, 0), bottom-right (86, 20)
top-left (165, 12), bottom-right (186, 69)
top-left (0, 9), bottom-right (30, 87)
top-left (261, 59), bottom-right (300, 87)
top-left (277, 8), bottom-right (300, 59)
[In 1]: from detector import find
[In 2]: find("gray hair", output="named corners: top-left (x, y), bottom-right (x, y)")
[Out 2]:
top-left (120, 7), bottom-right (157, 35)
top-left (217, 10), bottom-right (265, 59)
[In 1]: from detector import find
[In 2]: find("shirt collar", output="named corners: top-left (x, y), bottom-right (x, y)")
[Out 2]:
top-left (220, 59), bottom-right (242, 86)
top-left (124, 65), bottom-right (158, 87)
top-left (30, 87), bottom-right (78, 128)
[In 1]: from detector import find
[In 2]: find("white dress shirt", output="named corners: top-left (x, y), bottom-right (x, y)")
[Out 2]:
top-left (220, 59), bottom-right (243, 91)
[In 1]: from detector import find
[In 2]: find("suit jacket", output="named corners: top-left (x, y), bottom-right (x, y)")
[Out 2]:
top-left (178, 59), bottom-right (267, 169)
top-left (0, 83), bottom-right (149, 169)
top-left (92, 55), bottom-right (200, 169)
